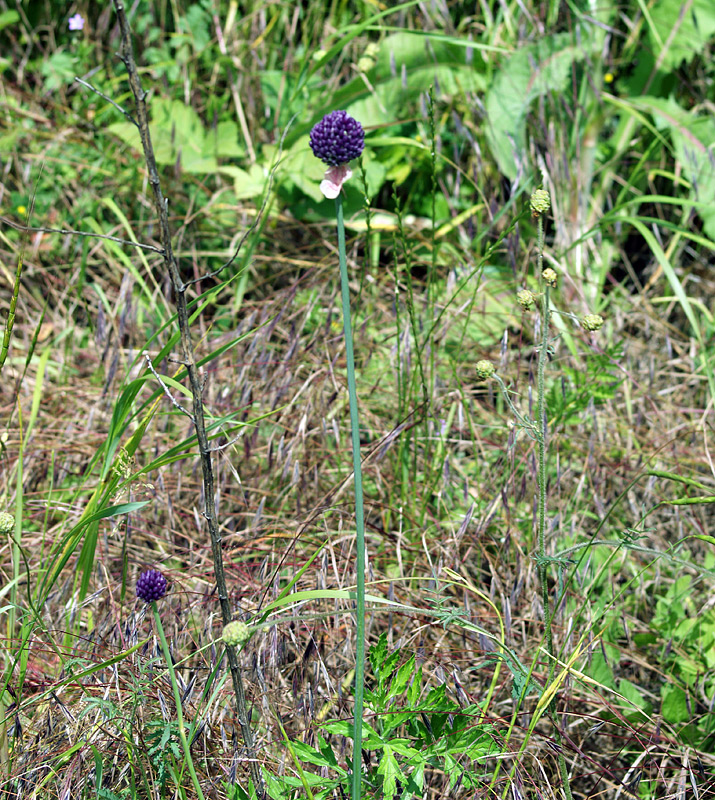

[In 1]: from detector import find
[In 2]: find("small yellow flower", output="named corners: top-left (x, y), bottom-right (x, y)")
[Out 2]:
top-left (542, 268), bottom-right (557, 287)
top-left (604, 72), bottom-right (614, 84)
top-left (475, 360), bottom-right (496, 380)
top-left (581, 313), bottom-right (604, 332)
top-left (16, 205), bottom-right (27, 216)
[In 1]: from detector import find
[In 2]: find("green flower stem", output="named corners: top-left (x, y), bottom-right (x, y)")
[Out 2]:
top-left (535, 214), bottom-right (573, 800)
top-left (151, 602), bottom-right (206, 800)
top-left (335, 194), bottom-right (366, 800)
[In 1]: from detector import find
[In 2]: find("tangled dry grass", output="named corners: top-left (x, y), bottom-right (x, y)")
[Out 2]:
top-left (2, 193), bottom-right (715, 798)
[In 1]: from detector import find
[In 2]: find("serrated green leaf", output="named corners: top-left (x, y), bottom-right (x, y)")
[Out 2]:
top-left (389, 654), bottom-right (416, 700)
top-left (377, 745), bottom-right (405, 800)
top-left (647, 0), bottom-right (715, 70)
top-left (406, 663), bottom-right (422, 706)
top-left (369, 632), bottom-right (389, 679)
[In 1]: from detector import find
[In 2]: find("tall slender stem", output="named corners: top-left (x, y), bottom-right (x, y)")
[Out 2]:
top-left (535, 212), bottom-right (573, 800)
top-left (335, 195), bottom-right (366, 800)
top-left (111, 4), bottom-right (263, 796)
top-left (536, 213), bottom-right (553, 668)
top-left (152, 603), bottom-right (206, 800)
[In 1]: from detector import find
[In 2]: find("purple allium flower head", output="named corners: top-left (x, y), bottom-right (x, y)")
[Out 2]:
top-left (309, 110), bottom-right (364, 167)
top-left (136, 569), bottom-right (168, 603)
top-left (68, 13), bottom-right (85, 31)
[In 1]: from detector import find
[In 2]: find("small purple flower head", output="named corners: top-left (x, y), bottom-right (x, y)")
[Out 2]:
top-left (309, 110), bottom-right (364, 167)
top-left (68, 13), bottom-right (85, 31)
top-left (136, 569), bottom-right (168, 603)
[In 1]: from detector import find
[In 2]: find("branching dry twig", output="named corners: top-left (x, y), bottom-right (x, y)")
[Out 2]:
top-left (111, 3), bottom-right (266, 796)
top-left (0, 217), bottom-right (163, 253)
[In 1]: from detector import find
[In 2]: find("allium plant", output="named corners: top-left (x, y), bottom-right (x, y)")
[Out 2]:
top-left (309, 109), bottom-right (366, 800)
top-left (136, 569), bottom-right (167, 603)
top-left (310, 110), bottom-right (364, 199)
top-left (137, 569), bottom-right (206, 800)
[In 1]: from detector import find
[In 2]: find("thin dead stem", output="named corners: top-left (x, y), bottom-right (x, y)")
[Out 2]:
top-left (111, 2), bottom-right (265, 796)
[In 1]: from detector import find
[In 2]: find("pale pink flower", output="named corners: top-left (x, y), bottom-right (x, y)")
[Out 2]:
top-left (68, 13), bottom-right (85, 31)
top-left (319, 165), bottom-right (353, 199)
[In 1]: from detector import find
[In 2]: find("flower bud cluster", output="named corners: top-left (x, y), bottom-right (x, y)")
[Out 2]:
top-left (517, 289), bottom-right (535, 310)
top-left (222, 621), bottom-right (252, 647)
top-left (530, 188), bottom-right (551, 217)
top-left (581, 313), bottom-right (604, 332)
top-left (309, 110), bottom-right (365, 167)
top-left (475, 360), bottom-right (496, 380)
top-left (542, 268), bottom-right (557, 287)
top-left (136, 569), bottom-right (168, 603)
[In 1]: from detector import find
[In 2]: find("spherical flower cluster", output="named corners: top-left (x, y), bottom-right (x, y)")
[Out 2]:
top-left (542, 268), bottom-right (558, 287)
top-left (0, 512), bottom-right (14, 534)
top-left (517, 289), bottom-right (535, 310)
top-left (530, 188), bottom-right (551, 217)
top-left (581, 313), bottom-right (604, 332)
top-left (475, 360), bottom-right (496, 380)
top-left (136, 569), bottom-right (168, 603)
top-left (222, 621), bottom-right (251, 647)
top-left (309, 110), bottom-right (365, 167)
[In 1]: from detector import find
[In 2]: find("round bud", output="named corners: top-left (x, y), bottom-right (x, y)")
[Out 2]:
top-left (542, 268), bottom-right (557, 287)
top-left (581, 313), bottom-right (604, 332)
top-left (517, 289), bottom-right (535, 310)
top-left (222, 621), bottom-right (252, 647)
top-left (136, 569), bottom-right (168, 603)
top-left (0, 512), bottom-right (15, 534)
top-left (530, 188), bottom-right (551, 216)
top-left (309, 111), bottom-right (365, 167)
top-left (475, 360), bottom-right (496, 380)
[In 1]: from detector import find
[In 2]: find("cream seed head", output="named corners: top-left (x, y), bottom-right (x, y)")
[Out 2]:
top-left (517, 289), bottom-right (535, 310)
top-left (542, 268), bottom-right (557, 287)
top-left (581, 313), bottom-right (604, 332)
top-left (475, 360), bottom-right (496, 380)
top-left (530, 188), bottom-right (551, 216)
top-left (0, 512), bottom-right (14, 534)
top-left (222, 621), bottom-right (252, 647)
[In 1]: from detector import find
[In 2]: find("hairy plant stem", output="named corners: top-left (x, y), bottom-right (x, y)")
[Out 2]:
top-left (535, 213), bottom-right (573, 800)
top-left (335, 194), bottom-right (366, 800)
top-left (112, 4), bottom-right (264, 796)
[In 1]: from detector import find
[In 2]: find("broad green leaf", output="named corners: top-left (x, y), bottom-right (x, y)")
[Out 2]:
top-left (0, 10), bottom-right (19, 30)
top-left (219, 164), bottom-right (268, 201)
top-left (214, 120), bottom-right (243, 158)
top-left (345, 31), bottom-right (487, 128)
top-left (661, 682), bottom-right (689, 723)
top-left (485, 33), bottom-right (592, 179)
top-left (647, 0), bottom-right (715, 70)
top-left (274, 135), bottom-right (326, 203)
top-left (633, 96), bottom-right (715, 239)
top-left (617, 679), bottom-right (650, 711)
top-left (109, 98), bottom-right (244, 174)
